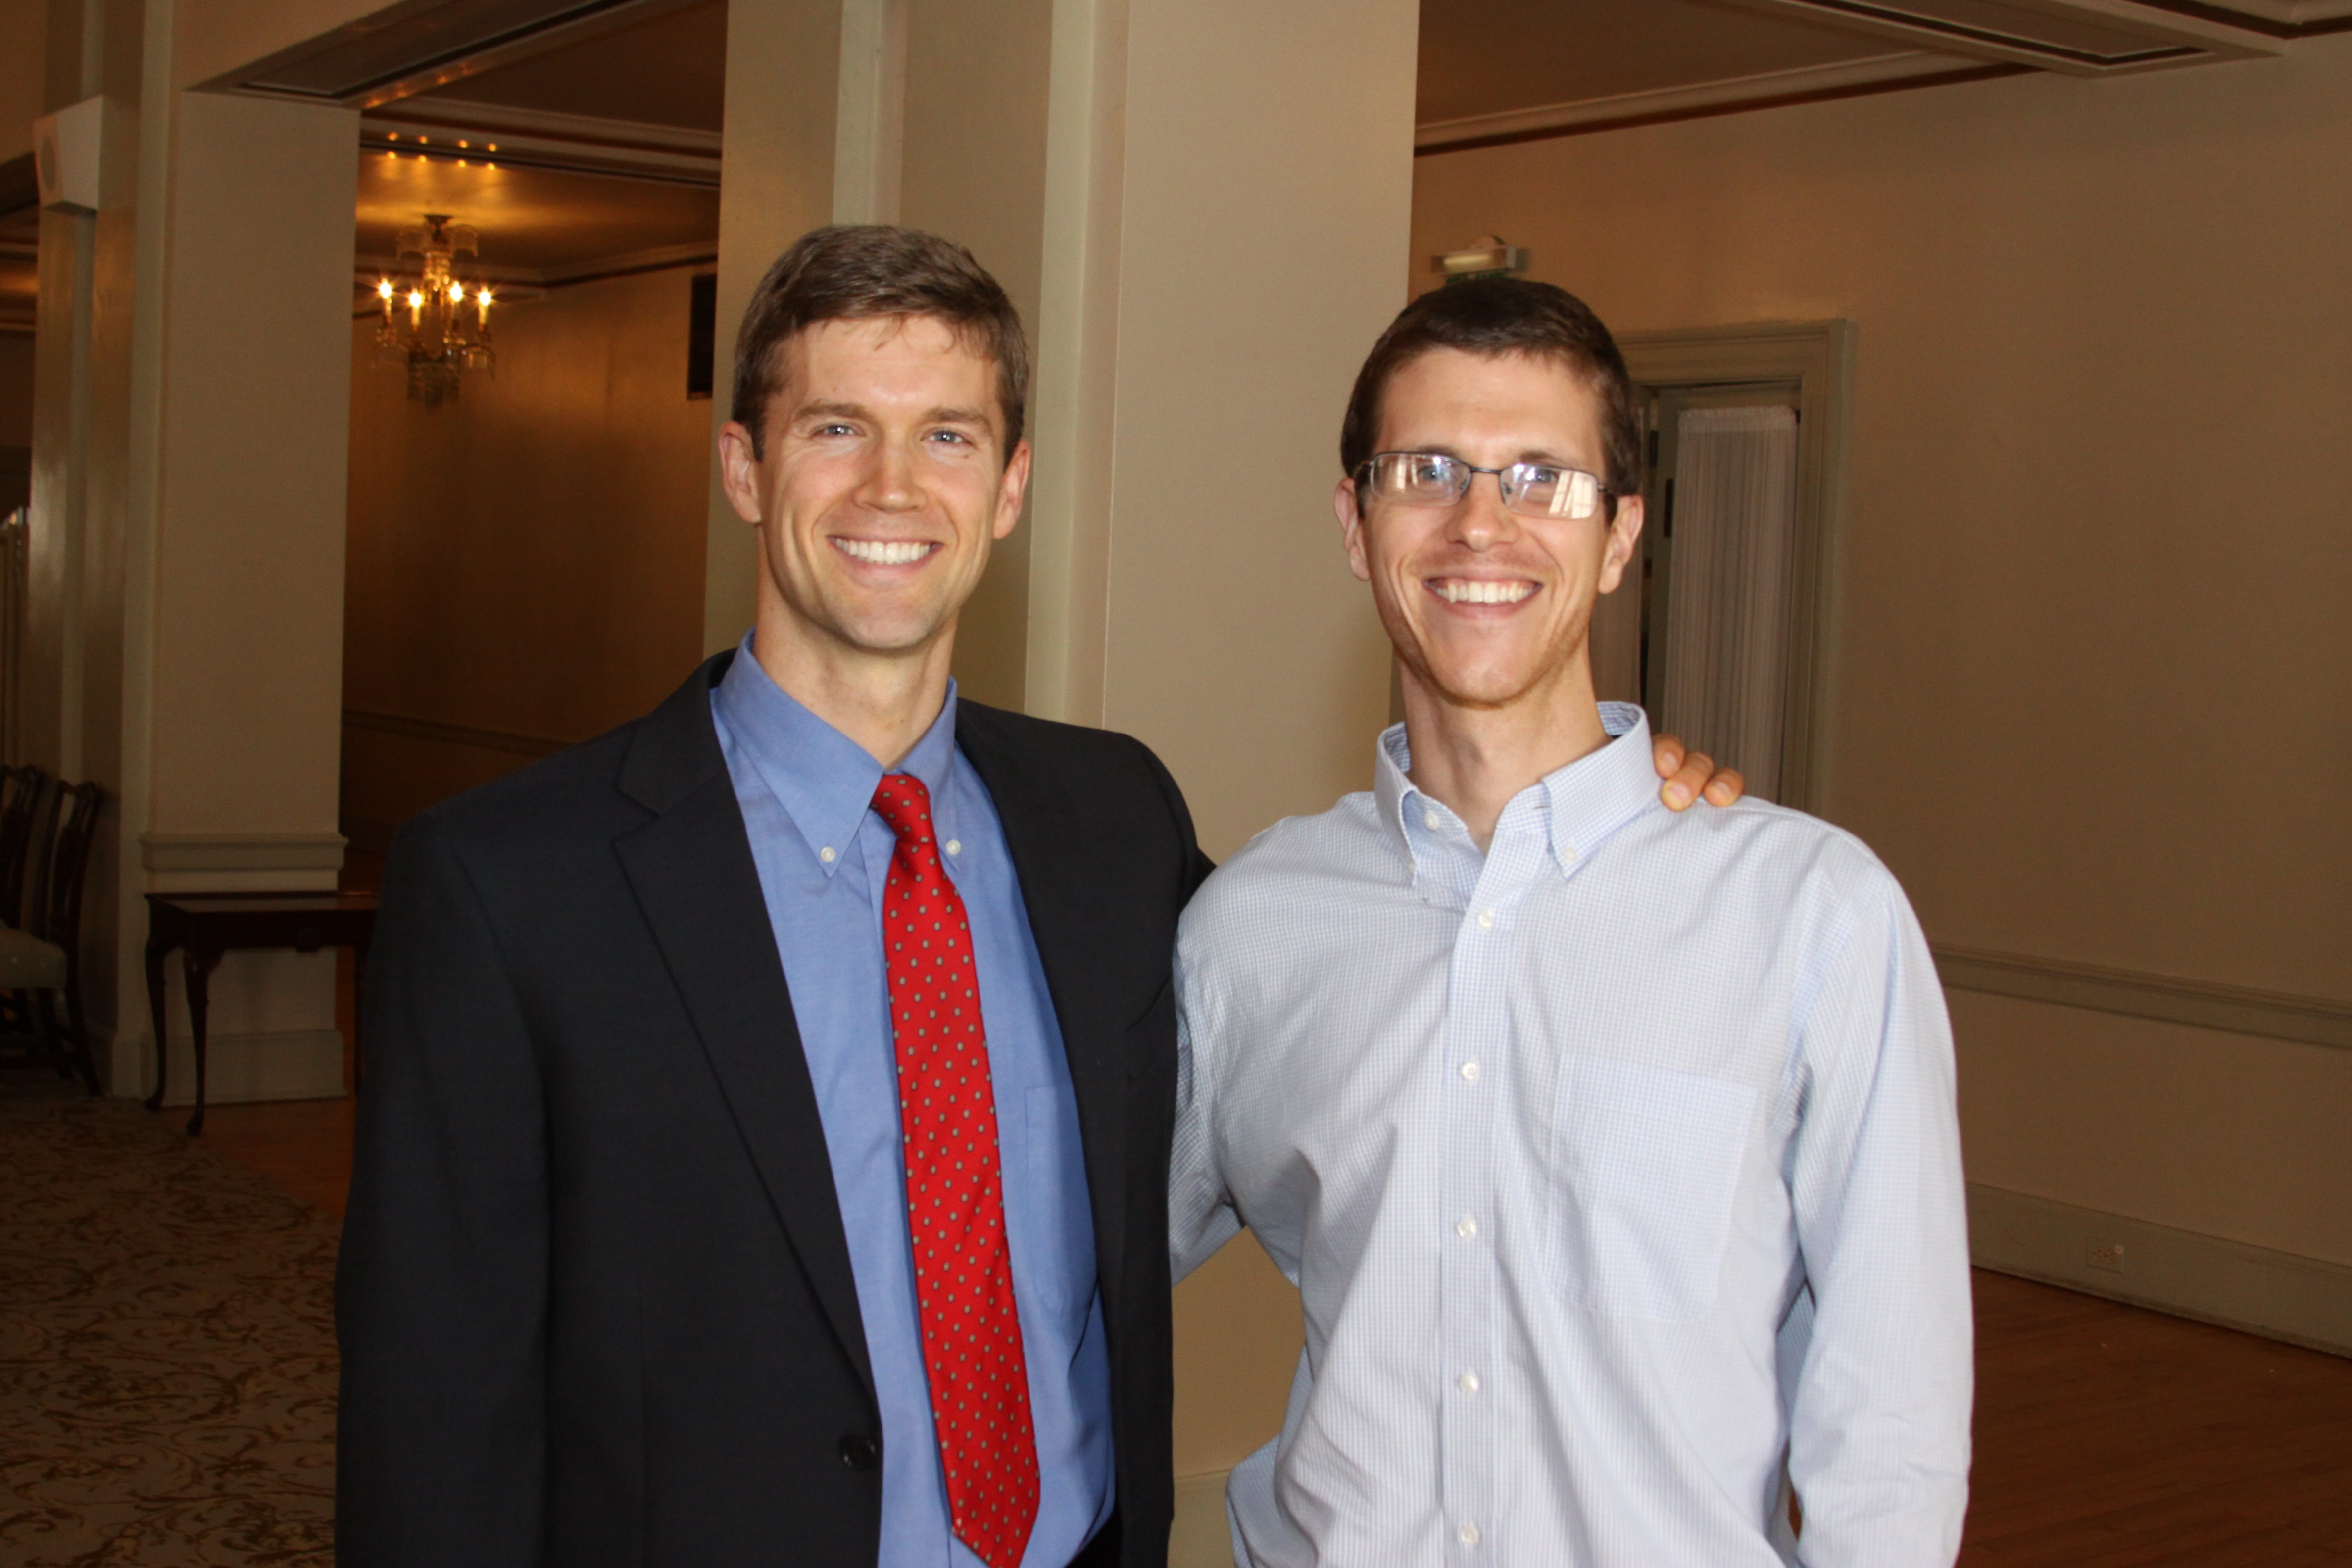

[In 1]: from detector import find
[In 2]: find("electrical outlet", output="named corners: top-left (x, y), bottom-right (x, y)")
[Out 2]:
top-left (2087, 1241), bottom-right (2126, 1274)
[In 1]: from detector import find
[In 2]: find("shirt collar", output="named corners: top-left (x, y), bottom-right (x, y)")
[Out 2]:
top-left (1374, 701), bottom-right (1657, 882)
top-left (712, 633), bottom-right (961, 878)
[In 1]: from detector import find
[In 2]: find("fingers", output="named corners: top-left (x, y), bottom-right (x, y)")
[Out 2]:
top-left (1702, 768), bottom-right (1746, 807)
top-left (1651, 735), bottom-right (1686, 780)
top-left (1661, 751), bottom-right (1715, 812)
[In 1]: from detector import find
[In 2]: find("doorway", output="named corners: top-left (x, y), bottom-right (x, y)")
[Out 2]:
top-left (1598, 321), bottom-right (1855, 810)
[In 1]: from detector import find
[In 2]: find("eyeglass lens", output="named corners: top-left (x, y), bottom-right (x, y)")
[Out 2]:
top-left (1363, 453), bottom-right (1603, 520)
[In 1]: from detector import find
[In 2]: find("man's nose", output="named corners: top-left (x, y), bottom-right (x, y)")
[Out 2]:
top-left (1450, 470), bottom-right (1520, 549)
top-left (856, 437), bottom-right (922, 510)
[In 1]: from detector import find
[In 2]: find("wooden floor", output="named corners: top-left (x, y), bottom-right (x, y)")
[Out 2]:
top-left (193, 1087), bottom-right (2352, 1564)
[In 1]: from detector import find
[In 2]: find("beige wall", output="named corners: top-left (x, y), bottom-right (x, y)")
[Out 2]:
top-left (1067, 0), bottom-right (1420, 1483)
top-left (343, 264), bottom-right (712, 845)
top-left (901, 0), bottom-right (1053, 713)
top-left (700, 0), bottom-right (845, 658)
top-left (1413, 43), bottom-right (2352, 1265)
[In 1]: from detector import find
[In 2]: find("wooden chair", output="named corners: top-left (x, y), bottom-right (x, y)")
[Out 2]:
top-left (0, 780), bottom-right (104, 1092)
top-left (0, 763), bottom-right (48, 928)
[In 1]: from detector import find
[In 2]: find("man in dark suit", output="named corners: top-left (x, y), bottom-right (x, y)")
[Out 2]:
top-left (336, 225), bottom-right (1738, 1568)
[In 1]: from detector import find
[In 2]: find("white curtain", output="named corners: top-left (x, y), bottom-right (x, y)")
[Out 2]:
top-left (1660, 405), bottom-right (1799, 802)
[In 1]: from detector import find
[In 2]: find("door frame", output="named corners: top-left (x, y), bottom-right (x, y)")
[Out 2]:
top-left (1617, 320), bottom-right (1856, 814)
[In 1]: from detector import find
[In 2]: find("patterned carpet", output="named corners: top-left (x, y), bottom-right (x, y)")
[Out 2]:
top-left (0, 1072), bottom-right (337, 1565)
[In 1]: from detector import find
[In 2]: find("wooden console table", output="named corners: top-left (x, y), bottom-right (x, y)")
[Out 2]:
top-left (143, 891), bottom-right (379, 1135)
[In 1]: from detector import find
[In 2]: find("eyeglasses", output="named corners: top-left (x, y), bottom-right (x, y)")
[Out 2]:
top-left (1355, 451), bottom-right (1613, 521)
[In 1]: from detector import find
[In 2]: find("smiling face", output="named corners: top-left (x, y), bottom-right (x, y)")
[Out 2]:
top-left (1338, 347), bottom-right (1644, 715)
top-left (719, 314), bottom-right (1028, 670)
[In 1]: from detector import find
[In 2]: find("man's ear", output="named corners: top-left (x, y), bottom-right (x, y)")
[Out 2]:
top-left (992, 440), bottom-right (1033, 542)
top-left (717, 421), bottom-right (765, 525)
top-left (1336, 476), bottom-right (1372, 583)
top-left (1595, 493), bottom-right (1645, 595)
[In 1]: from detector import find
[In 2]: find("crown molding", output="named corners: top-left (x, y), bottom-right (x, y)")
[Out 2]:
top-left (353, 238), bottom-right (713, 297)
top-left (1415, 52), bottom-right (1971, 151)
top-left (359, 114), bottom-right (718, 189)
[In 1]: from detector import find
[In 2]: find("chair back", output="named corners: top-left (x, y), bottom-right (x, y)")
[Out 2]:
top-left (0, 764), bottom-right (47, 926)
top-left (31, 782), bottom-right (103, 969)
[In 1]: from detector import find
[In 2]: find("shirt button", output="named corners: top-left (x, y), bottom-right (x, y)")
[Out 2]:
top-left (819, 846), bottom-right (837, 864)
top-left (1459, 1061), bottom-right (1480, 1083)
top-left (1476, 909), bottom-right (1495, 930)
top-left (1423, 809), bottom-right (1442, 831)
top-left (1562, 842), bottom-right (1577, 861)
top-left (945, 839), bottom-right (962, 856)
top-left (1458, 1523), bottom-right (1480, 1547)
top-left (1456, 1214), bottom-right (1478, 1239)
top-left (1457, 1370), bottom-right (1480, 1394)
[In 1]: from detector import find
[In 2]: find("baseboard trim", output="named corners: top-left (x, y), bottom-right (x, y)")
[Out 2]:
top-left (108, 1028), bottom-right (346, 1107)
top-left (1933, 944), bottom-right (2352, 1052)
top-left (1968, 1182), bottom-right (2352, 1358)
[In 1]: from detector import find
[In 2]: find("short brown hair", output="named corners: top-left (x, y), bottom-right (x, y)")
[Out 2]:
top-left (1338, 278), bottom-right (1641, 504)
top-left (730, 225), bottom-right (1031, 457)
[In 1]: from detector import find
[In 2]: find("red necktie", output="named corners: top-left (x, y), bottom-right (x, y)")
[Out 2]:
top-left (871, 773), bottom-right (1039, 1568)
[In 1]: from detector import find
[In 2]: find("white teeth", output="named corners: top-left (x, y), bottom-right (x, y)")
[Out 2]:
top-left (1434, 579), bottom-right (1535, 605)
top-left (835, 538), bottom-right (934, 566)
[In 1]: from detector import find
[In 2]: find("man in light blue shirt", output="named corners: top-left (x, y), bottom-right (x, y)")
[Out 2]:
top-left (1172, 280), bottom-right (1971, 1567)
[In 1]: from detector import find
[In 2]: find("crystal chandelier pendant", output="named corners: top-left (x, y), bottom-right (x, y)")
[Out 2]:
top-left (374, 213), bottom-right (496, 406)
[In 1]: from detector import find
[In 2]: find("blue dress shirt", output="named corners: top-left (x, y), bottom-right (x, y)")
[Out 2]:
top-left (712, 638), bottom-right (1114, 1568)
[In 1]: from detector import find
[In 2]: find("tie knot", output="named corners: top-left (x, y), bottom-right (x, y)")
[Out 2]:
top-left (871, 772), bottom-right (935, 844)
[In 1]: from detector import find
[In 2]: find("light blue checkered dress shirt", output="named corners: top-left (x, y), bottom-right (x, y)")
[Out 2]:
top-left (1172, 706), bottom-right (1971, 1568)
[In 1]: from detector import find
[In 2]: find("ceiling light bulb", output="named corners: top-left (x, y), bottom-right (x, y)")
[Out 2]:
top-left (377, 278), bottom-right (393, 299)
top-left (407, 290), bottom-right (424, 309)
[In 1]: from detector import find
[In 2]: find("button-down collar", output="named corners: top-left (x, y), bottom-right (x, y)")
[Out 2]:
top-left (1372, 701), bottom-right (1656, 885)
top-left (710, 633), bottom-right (962, 880)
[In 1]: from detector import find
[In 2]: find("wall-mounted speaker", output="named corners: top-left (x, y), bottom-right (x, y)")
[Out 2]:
top-left (34, 97), bottom-right (109, 214)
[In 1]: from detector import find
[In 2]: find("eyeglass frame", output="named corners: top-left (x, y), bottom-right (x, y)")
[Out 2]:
top-left (1351, 450), bottom-right (1621, 522)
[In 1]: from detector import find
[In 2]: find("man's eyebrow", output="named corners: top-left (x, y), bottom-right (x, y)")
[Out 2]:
top-left (788, 400), bottom-right (996, 429)
top-left (923, 404), bottom-right (996, 428)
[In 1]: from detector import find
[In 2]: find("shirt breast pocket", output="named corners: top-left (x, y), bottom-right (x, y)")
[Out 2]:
top-left (1546, 1054), bottom-right (1756, 1324)
top-left (1026, 1083), bottom-right (1098, 1334)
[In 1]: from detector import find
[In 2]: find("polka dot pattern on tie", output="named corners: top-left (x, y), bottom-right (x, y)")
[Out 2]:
top-left (871, 773), bottom-right (1039, 1568)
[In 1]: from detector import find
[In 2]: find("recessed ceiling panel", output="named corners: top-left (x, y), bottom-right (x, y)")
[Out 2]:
top-left (1767, 0), bottom-right (2197, 64)
top-left (356, 148), bottom-right (716, 274)
top-left (248, 0), bottom-right (638, 98)
top-left (1418, 0), bottom-right (1907, 124)
top-left (418, 0), bottom-right (726, 131)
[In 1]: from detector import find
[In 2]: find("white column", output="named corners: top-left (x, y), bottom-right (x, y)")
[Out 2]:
top-left (30, 0), bottom-right (361, 1098)
top-left (703, 0), bottom-right (1420, 1492)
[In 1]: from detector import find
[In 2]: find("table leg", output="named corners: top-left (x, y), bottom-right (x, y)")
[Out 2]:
top-left (349, 941), bottom-right (368, 1096)
top-left (143, 938), bottom-right (172, 1114)
top-left (183, 947), bottom-right (219, 1137)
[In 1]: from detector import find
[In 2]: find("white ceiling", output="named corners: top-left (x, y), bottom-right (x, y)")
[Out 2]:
top-left (188, 0), bottom-right (2343, 290)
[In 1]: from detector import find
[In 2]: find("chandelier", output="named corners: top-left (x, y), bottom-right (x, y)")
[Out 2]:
top-left (374, 213), bottom-right (494, 406)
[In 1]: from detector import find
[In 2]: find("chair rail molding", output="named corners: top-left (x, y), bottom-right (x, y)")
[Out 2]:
top-left (1933, 944), bottom-right (2352, 1052)
top-left (340, 708), bottom-right (572, 760)
top-left (140, 831), bottom-right (347, 874)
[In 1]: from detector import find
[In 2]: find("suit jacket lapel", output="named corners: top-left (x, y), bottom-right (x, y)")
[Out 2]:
top-left (955, 706), bottom-right (1129, 1293)
top-left (614, 654), bottom-right (875, 1397)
